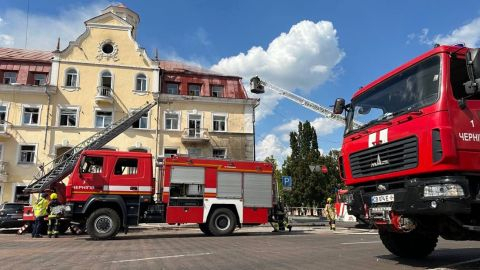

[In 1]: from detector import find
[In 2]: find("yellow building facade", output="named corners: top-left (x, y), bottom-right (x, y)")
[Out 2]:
top-left (0, 4), bottom-right (256, 203)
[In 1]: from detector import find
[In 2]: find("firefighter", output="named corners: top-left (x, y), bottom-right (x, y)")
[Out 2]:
top-left (324, 197), bottom-right (336, 230)
top-left (47, 192), bottom-right (61, 238)
top-left (32, 193), bottom-right (49, 238)
top-left (271, 203), bottom-right (292, 233)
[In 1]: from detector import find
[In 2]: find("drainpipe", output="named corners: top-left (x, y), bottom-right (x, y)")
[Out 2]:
top-left (253, 99), bottom-right (259, 161)
top-left (44, 87), bottom-right (51, 150)
top-left (154, 69), bottom-right (163, 203)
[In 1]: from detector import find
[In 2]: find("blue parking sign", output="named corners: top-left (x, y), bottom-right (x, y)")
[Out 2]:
top-left (282, 176), bottom-right (292, 190)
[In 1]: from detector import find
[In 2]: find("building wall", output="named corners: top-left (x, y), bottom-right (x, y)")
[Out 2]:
top-left (0, 5), bottom-right (256, 203)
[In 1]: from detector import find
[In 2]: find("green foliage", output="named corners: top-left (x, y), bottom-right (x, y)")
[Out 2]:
top-left (281, 121), bottom-right (343, 207)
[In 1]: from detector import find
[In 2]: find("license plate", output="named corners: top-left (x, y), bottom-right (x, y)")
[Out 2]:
top-left (371, 194), bottom-right (394, 204)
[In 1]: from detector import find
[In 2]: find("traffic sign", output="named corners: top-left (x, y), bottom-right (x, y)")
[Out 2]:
top-left (282, 176), bottom-right (292, 191)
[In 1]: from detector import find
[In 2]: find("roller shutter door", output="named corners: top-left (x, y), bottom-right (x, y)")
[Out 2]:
top-left (217, 172), bottom-right (242, 198)
top-left (244, 173), bottom-right (272, 207)
top-left (170, 166), bottom-right (205, 184)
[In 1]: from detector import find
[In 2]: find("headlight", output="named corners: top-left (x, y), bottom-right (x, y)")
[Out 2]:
top-left (424, 184), bottom-right (464, 197)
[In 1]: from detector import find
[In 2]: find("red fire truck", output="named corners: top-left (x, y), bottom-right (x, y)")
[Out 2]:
top-left (333, 44), bottom-right (480, 258)
top-left (62, 151), bottom-right (278, 239)
top-left (21, 101), bottom-right (286, 239)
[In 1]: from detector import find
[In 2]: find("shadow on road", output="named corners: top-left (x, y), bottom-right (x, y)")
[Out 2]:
top-left (83, 230), bottom-right (308, 241)
top-left (377, 248), bottom-right (480, 269)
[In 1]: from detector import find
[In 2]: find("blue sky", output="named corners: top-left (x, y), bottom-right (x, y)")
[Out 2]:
top-left (1, 0), bottom-right (480, 163)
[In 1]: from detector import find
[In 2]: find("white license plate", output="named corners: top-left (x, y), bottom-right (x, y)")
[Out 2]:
top-left (371, 194), bottom-right (394, 204)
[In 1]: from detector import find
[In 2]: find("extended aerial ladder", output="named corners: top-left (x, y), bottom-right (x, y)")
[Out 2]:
top-left (250, 76), bottom-right (362, 129)
top-left (24, 101), bottom-right (158, 193)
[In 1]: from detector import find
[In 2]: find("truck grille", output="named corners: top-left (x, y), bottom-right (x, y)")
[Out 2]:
top-left (349, 136), bottom-right (418, 177)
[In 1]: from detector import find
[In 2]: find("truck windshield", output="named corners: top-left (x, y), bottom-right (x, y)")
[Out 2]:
top-left (346, 55), bottom-right (441, 133)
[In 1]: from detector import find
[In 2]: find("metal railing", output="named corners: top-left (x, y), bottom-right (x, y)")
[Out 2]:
top-left (181, 128), bottom-right (210, 140)
top-left (287, 207), bottom-right (324, 217)
top-left (96, 86), bottom-right (113, 98)
top-left (0, 161), bottom-right (7, 175)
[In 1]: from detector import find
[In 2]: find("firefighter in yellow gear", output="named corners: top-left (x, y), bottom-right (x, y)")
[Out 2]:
top-left (47, 193), bottom-right (61, 238)
top-left (325, 197), bottom-right (336, 230)
top-left (32, 193), bottom-right (49, 238)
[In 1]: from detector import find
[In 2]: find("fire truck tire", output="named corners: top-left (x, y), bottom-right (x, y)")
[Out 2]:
top-left (198, 223), bottom-right (212, 236)
top-left (379, 229), bottom-right (438, 258)
top-left (86, 208), bottom-right (121, 240)
top-left (208, 208), bottom-right (236, 236)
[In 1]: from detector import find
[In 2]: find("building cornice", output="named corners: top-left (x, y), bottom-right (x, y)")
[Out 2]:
top-left (159, 94), bottom-right (259, 105)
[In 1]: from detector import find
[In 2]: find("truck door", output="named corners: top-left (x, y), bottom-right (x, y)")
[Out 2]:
top-left (108, 157), bottom-right (141, 194)
top-left (79, 155), bottom-right (106, 193)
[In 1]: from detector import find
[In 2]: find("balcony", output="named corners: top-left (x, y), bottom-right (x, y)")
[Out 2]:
top-left (181, 128), bottom-right (210, 144)
top-left (95, 86), bottom-right (114, 104)
top-left (0, 161), bottom-right (8, 182)
top-left (0, 83), bottom-right (56, 94)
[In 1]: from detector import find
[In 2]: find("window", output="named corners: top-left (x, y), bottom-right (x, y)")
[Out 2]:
top-left (14, 186), bottom-right (29, 203)
top-left (211, 85), bottom-right (224, 97)
top-left (65, 68), bottom-right (78, 87)
top-left (95, 111), bottom-right (112, 128)
top-left (165, 112), bottom-right (179, 130)
top-left (0, 105), bottom-right (7, 132)
top-left (166, 83), bottom-right (179, 95)
top-left (19, 145), bottom-right (36, 164)
top-left (135, 74), bottom-right (147, 92)
top-left (81, 156), bottom-right (103, 174)
top-left (23, 107), bottom-right (40, 125)
top-left (0, 144), bottom-right (3, 160)
top-left (213, 115), bottom-right (226, 132)
top-left (3, 72), bottom-right (17, 84)
top-left (188, 84), bottom-right (201, 96)
top-left (33, 73), bottom-right (47, 86)
top-left (213, 149), bottom-right (226, 159)
top-left (132, 112), bottom-right (148, 129)
top-left (164, 148), bottom-right (178, 157)
top-left (59, 108), bottom-right (78, 127)
top-left (114, 158), bottom-right (138, 175)
top-left (102, 43), bottom-right (114, 54)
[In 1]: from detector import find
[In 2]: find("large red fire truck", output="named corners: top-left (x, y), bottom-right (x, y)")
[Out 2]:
top-left (333, 44), bottom-right (480, 258)
top-left (22, 101), bottom-right (285, 239)
top-left (65, 151), bottom-right (277, 239)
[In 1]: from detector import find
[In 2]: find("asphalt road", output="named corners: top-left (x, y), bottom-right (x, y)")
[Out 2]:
top-left (0, 225), bottom-right (479, 270)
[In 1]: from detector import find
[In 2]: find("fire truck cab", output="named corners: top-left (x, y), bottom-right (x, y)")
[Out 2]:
top-left (334, 45), bottom-right (480, 258)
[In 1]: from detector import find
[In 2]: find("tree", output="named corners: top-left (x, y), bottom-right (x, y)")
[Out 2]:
top-left (281, 121), bottom-right (342, 207)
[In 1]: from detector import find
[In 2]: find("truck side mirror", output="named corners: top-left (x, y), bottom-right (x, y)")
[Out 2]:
top-left (333, 98), bottom-right (345, 114)
top-left (464, 48), bottom-right (480, 94)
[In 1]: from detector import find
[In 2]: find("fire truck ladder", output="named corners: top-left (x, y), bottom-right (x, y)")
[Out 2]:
top-left (250, 76), bottom-right (363, 129)
top-left (24, 101), bottom-right (158, 193)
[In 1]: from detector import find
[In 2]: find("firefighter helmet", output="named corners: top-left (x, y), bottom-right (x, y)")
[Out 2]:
top-left (327, 197), bottom-right (333, 203)
top-left (50, 193), bottom-right (58, 200)
top-left (40, 192), bottom-right (48, 198)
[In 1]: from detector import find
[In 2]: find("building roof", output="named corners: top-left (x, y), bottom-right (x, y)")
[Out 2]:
top-left (159, 60), bottom-right (238, 78)
top-left (0, 47), bottom-right (53, 62)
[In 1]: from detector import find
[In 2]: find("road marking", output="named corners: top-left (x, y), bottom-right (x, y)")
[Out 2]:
top-left (110, 252), bottom-right (212, 263)
top-left (340, 241), bottom-right (381, 245)
top-left (431, 257), bottom-right (480, 269)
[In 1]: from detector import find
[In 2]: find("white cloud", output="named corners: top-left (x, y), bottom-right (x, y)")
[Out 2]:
top-left (256, 134), bottom-right (291, 162)
top-left (211, 20), bottom-right (345, 121)
top-left (409, 18), bottom-right (480, 47)
top-left (433, 18), bottom-right (480, 47)
top-left (276, 117), bottom-right (343, 142)
top-left (0, 1), bottom-right (108, 50)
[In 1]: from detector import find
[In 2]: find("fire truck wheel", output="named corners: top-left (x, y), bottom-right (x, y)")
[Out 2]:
top-left (86, 208), bottom-right (120, 240)
top-left (198, 223), bottom-right (212, 236)
top-left (208, 208), bottom-right (236, 236)
top-left (379, 229), bottom-right (438, 258)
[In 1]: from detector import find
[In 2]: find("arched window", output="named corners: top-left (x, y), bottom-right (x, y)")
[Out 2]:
top-left (135, 74), bottom-right (147, 92)
top-left (101, 71), bottom-right (112, 88)
top-left (65, 68), bottom-right (78, 87)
